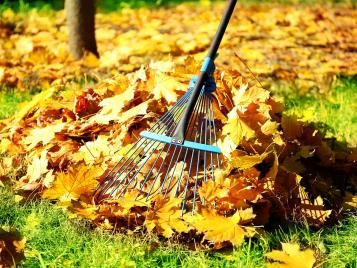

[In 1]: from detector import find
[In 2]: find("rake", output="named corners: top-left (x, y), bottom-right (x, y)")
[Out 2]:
top-left (94, 0), bottom-right (238, 213)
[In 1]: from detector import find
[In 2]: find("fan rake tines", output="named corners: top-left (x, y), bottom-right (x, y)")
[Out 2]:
top-left (94, 88), bottom-right (220, 213)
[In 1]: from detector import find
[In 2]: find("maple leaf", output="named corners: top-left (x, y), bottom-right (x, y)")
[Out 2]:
top-left (24, 150), bottom-right (49, 184)
top-left (42, 165), bottom-right (101, 202)
top-left (74, 88), bottom-right (101, 117)
top-left (300, 194), bottom-right (331, 225)
top-left (89, 87), bottom-right (135, 125)
top-left (261, 120), bottom-right (279, 136)
top-left (265, 243), bottom-right (316, 268)
top-left (109, 190), bottom-right (150, 213)
top-left (144, 195), bottom-right (190, 238)
top-left (0, 227), bottom-right (24, 267)
top-left (150, 71), bottom-right (185, 103)
top-left (222, 108), bottom-right (255, 146)
top-left (185, 208), bottom-right (256, 246)
top-left (22, 122), bottom-right (66, 150)
top-left (233, 84), bottom-right (270, 112)
top-left (230, 151), bottom-right (271, 170)
top-left (73, 135), bottom-right (112, 165)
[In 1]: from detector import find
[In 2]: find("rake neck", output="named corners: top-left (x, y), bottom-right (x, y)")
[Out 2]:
top-left (171, 0), bottom-right (238, 144)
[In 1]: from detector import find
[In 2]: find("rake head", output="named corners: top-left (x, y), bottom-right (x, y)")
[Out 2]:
top-left (94, 84), bottom-right (221, 213)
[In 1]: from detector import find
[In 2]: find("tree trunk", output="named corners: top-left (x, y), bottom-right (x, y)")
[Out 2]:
top-left (65, 0), bottom-right (99, 60)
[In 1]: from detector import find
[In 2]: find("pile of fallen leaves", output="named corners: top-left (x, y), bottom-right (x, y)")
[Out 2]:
top-left (0, 58), bottom-right (356, 256)
top-left (0, 3), bottom-right (356, 92)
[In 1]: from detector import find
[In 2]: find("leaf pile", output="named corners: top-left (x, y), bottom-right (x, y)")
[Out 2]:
top-left (0, 57), bottom-right (356, 250)
top-left (0, 3), bottom-right (356, 92)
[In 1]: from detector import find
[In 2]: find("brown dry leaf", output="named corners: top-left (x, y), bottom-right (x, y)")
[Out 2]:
top-left (42, 165), bottom-right (101, 202)
top-left (265, 243), bottom-right (316, 268)
top-left (185, 208), bottom-right (256, 246)
top-left (0, 227), bottom-right (24, 267)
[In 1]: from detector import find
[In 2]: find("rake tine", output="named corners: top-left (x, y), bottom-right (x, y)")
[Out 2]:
top-left (192, 93), bottom-right (208, 213)
top-left (181, 92), bottom-right (207, 213)
top-left (95, 90), bottom-right (192, 199)
top-left (145, 88), bottom-right (206, 201)
top-left (108, 98), bottom-right (191, 199)
top-left (159, 90), bottom-right (209, 197)
top-left (210, 94), bottom-right (220, 171)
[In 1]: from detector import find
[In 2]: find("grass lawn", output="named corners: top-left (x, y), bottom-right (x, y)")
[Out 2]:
top-left (0, 186), bottom-right (356, 267)
top-left (0, 77), bottom-right (356, 267)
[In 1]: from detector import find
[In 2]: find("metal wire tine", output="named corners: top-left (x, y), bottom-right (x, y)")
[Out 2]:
top-left (133, 94), bottom-right (196, 200)
top-left (208, 95), bottom-right (214, 183)
top-left (95, 90), bottom-right (192, 199)
top-left (172, 88), bottom-right (206, 200)
top-left (192, 92), bottom-right (208, 214)
top-left (162, 146), bottom-right (184, 198)
top-left (108, 99), bottom-right (191, 199)
top-left (97, 91), bottom-right (192, 200)
top-left (210, 94), bottom-right (220, 169)
top-left (146, 88), bottom-right (207, 201)
top-left (181, 91), bottom-right (206, 213)
top-left (156, 90), bottom-right (206, 196)
top-left (161, 90), bottom-right (206, 199)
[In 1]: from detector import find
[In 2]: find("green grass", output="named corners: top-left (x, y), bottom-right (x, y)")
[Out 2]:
top-left (272, 77), bottom-right (357, 147)
top-left (0, 187), bottom-right (356, 267)
top-left (0, 89), bottom-right (37, 120)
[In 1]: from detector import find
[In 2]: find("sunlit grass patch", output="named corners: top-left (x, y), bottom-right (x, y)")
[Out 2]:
top-left (0, 186), bottom-right (356, 267)
top-left (0, 89), bottom-right (36, 120)
top-left (272, 77), bottom-right (357, 147)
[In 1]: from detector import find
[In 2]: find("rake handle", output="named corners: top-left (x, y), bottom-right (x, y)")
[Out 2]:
top-left (172, 0), bottom-right (238, 143)
top-left (207, 0), bottom-right (238, 59)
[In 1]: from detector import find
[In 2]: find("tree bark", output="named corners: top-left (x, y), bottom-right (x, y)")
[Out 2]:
top-left (65, 0), bottom-right (99, 60)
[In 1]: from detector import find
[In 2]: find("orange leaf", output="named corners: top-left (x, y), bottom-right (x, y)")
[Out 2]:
top-left (43, 165), bottom-right (101, 202)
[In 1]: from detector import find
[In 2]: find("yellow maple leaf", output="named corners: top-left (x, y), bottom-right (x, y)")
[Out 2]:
top-left (233, 84), bottom-right (270, 112)
top-left (111, 190), bottom-right (150, 213)
top-left (43, 165), bottom-right (101, 202)
top-left (22, 122), bottom-right (66, 150)
top-left (73, 135), bottom-right (112, 165)
top-left (144, 195), bottom-right (190, 238)
top-left (13, 238), bottom-right (26, 253)
top-left (150, 71), bottom-right (185, 103)
top-left (222, 107), bottom-right (255, 148)
top-left (185, 208), bottom-right (255, 246)
top-left (261, 120), bottom-right (279, 136)
top-left (89, 87), bottom-right (135, 125)
top-left (265, 243), bottom-right (316, 268)
top-left (230, 151), bottom-right (271, 170)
